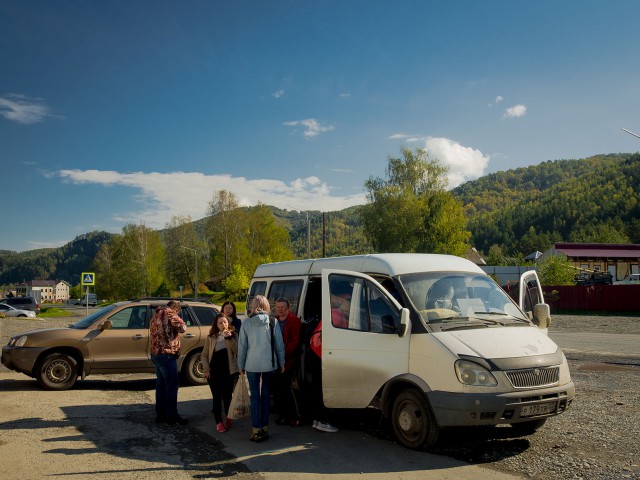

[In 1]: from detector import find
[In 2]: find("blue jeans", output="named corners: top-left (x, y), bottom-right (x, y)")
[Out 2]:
top-left (246, 371), bottom-right (272, 429)
top-left (151, 353), bottom-right (180, 419)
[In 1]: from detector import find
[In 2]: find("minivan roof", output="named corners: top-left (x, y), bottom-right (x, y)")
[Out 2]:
top-left (252, 253), bottom-right (485, 278)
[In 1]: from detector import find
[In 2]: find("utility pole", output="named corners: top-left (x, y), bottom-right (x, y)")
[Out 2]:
top-left (306, 212), bottom-right (311, 258)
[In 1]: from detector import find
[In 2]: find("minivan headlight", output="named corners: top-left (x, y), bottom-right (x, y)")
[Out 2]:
top-left (455, 359), bottom-right (498, 386)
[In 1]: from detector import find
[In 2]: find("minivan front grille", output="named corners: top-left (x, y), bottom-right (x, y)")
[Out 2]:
top-left (506, 366), bottom-right (560, 388)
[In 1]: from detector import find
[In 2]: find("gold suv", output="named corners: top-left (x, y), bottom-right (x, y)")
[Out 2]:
top-left (1, 298), bottom-right (220, 390)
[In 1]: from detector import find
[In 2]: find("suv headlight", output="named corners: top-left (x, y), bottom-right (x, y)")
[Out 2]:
top-left (12, 336), bottom-right (28, 347)
top-left (455, 359), bottom-right (498, 386)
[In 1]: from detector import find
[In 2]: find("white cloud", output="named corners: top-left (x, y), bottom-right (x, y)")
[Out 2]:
top-left (503, 104), bottom-right (527, 118)
top-left (339, 93), bottom-right (351, 98)
top-left (424, 137), bottom-right (490, 188)
top-left (0, 93), bottom-right (56, 124)
top-left (55, 169), bottom-right (365, 230)
top-left (495, 95), bottom-right (504, 104)
top-left (272, 89), bottom-right (285, 98)
top-left (284, 118), bottom-right (335, 138)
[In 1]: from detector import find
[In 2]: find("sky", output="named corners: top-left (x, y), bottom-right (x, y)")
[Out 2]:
top-left (2, 0), bottom-right (640, 253)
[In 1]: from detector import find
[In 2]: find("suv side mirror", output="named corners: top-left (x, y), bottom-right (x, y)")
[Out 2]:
top-left (100, 320), bottom-right (113, 331)
top-left (532, 303), bottom-right (551, 329)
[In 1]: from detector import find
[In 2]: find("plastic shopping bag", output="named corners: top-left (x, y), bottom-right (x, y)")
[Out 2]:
top-left (227, 374), bottom-right (250, 419)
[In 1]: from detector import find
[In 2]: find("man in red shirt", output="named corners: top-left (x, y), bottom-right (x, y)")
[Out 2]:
top-left (272, 297), bottom-right (302, 426)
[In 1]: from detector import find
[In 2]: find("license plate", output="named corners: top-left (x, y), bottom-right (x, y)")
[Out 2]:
top-left (520, 402), bottom-right (557, 417)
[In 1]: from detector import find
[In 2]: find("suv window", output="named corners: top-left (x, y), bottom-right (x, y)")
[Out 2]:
top-left (192, 305), bottom-right (217, 326)
top-left (179, 307), bottom-right (196, 326)
top-left (108, 306), bottom-right (148, 329)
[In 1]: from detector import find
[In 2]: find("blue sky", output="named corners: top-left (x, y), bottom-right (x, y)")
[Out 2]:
top-left (2, 0), bottom-right (639, 252)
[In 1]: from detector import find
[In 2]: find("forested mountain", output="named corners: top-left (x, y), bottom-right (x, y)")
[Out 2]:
top-left (0, 232), bottom-right (113, 286)
top-left (1, 153), bottom-right (638, 286)
top-left (453, 153), bottom-right (640, 254)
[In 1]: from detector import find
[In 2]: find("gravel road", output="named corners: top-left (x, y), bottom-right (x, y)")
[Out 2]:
top-left (1, 312), bottom-right (639, 479)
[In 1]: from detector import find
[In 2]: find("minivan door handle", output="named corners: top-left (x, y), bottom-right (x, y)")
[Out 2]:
top-left (132, 334), bottom-right (145, 340)
top-left (184, 333), bottom-right (196, 339)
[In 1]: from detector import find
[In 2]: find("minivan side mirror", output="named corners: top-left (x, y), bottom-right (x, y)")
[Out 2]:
top-left (532, 303), bottom-right (551, 329)
top-left (397, 308), bottom-right (411, 337)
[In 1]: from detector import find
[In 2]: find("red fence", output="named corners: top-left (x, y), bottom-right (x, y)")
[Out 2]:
top-left (542, 285), bottom-right (640, 312)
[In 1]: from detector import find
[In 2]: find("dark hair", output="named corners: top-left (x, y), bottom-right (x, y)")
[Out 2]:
top-left (167, 300), bottom-right (181, 311)
top-left (209, 313), bottom-right (234, 337)
top-left (221, 301), bottom-right (237, 317)
top-left (275, 297), bottom-right (290, 307)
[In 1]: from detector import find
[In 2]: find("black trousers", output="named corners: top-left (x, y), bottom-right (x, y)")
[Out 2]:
top-left (207, 349), bottom-right (238, 424)
top-left (271, 367), bottom-right (301, 421)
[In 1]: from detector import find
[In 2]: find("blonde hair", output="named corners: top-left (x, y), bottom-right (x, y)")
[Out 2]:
top-left (251, 295), bottom-right (271, 314)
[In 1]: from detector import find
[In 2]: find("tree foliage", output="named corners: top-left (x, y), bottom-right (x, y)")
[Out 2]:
top-left (360, 147), bottom-right (470, 255)
top-left (536, 254), bottom-right (577, 286)
top-left (93, 224), bottom-right (165, 300)
top-left (163, 215), bottom-right (206, 294)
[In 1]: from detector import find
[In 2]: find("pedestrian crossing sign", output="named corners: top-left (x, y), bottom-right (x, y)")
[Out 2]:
top-left (81, 272), bottom-right (95, 285)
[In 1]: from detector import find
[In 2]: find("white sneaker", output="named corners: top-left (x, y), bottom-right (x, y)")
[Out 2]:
top-left (312, 420), bottom-right (318, 429)
top-left (314, 421), bottom-right (339, 433)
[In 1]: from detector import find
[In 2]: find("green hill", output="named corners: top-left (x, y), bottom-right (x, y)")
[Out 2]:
top-left (2, 153), bottom-right (638, 285)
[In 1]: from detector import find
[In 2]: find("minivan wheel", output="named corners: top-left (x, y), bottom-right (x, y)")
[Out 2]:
top-left (182, 352), bottom-right (207, 386)
top-left (37, 353), bottom-right (78, 390)
top-left (391, 389), bottom-right (440, 450)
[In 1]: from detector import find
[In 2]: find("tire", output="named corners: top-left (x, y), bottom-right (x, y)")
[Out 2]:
top-left (36, 353), bottom-right (78, 390)
top-left (391, 389), bottom-right (440, 450)
top-left (510, 418), bottom-right (547, 436)
top-left (182, 351), bottom-right (207, 386)
top-left (17, 314), bottom-right (27, 317)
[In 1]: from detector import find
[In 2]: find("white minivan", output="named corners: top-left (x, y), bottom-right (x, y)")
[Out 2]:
top-left (247, 253), bottom-right (575, 449)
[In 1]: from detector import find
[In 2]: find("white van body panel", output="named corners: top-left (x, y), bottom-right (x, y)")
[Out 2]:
top-left (433, 327), bottom-right (558, 359)
top-left (252, 253), bottom-right (486, 279)
top-left (321, 270), bottom-right (409, 408)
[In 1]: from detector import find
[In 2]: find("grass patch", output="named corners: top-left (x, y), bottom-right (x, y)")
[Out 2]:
top-left (38, 307), bottom-right (73, 318)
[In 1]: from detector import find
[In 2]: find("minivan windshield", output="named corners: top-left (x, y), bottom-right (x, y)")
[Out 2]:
top-left (398, 271), bottom-right (530, 328)
top-left (70, 304), bottom-right (118, 329)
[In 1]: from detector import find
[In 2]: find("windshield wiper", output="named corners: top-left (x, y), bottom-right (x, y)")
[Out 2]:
top-left (473, 311), bottom-right (530, 324)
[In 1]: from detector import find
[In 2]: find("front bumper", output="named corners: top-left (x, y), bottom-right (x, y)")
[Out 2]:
top-left (428, 381), bottom-right (575, 427)
top-left (2, 346), bottom-right (47, 376)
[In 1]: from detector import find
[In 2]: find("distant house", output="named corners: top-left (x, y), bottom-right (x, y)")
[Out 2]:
top-left (16, 280), bottom-right (71, 303)
top-left (542, 243), bottom-right (640, 282)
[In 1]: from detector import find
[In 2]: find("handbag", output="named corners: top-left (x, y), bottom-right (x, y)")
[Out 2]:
top-left (227, 374), bottom-right (250, 419)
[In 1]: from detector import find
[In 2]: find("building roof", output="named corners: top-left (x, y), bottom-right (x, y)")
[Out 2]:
top-left (554, 243), bottom-right (640, 259)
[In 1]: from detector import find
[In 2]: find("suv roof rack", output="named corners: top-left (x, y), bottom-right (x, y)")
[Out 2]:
top-left (128, 296), bottom-right (213, 304)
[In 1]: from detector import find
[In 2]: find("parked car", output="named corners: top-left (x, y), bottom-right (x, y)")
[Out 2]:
top-left (80, 293), bottom-right (98, 306)
top-left (615, 273), bottom-right (640, 285)
top-left (1, 298), bottom-right (221, 390)
top-left (574, 271), bottom-right (613, 285)
top-left (0, 297), bottom-right (40, 314)
top-left (0, 303), bottom-right (37, 318)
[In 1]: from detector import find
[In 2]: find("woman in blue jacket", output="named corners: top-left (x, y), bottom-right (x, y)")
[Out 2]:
top-left (237, 295), bottom-right (285, 442)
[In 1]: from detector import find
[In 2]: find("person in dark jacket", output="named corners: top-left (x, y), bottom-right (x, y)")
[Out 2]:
top-left (222, 301), bottom-right (242, 332)
top-left (271, 297), bottom-right (303, 426)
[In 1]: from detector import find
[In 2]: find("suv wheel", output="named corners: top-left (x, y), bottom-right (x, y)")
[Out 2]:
top-left (37, 353), bottom-right (79, 390)
top-left (182, 352), bottom-right (207, 385)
